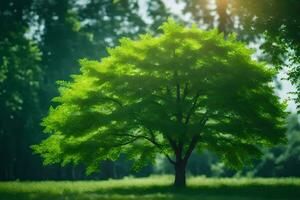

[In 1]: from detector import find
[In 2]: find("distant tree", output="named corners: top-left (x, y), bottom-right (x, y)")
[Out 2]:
top-left (232, 0), bottom-right (300, 111)
top-left (276, 115), bottom-right (300, 176)
top-left (31, 0), bottom-right (170, 179)
top-left (0, 0), bottom-right (42, 180)
top-left (182, 0), bottom-right (232, 33)
top-left (253, 114), bottom-right (300, 177)
top-left (0, 0), bottom-right (170, 181)
top-left (183, 0), bottom-right (300, 111)
top-left (33, 20), bottom-right (286, 187)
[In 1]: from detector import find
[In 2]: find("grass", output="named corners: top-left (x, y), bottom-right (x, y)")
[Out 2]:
top-left (0, 176), bottom-right (300, 200)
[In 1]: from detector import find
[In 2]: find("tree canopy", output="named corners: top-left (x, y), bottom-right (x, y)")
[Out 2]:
top-left (33, 20), bottom-right (287, 186)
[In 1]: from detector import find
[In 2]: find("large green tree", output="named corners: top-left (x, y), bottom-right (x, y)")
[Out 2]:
top-left (34, 20), bottom-right (286, 187)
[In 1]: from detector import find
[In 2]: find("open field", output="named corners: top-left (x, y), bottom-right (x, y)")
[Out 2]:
top-left (0, 176), bottom-right (300, 200)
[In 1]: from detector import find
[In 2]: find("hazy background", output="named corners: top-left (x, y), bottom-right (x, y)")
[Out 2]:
top-left (0, 0), bottom-right (299, 181)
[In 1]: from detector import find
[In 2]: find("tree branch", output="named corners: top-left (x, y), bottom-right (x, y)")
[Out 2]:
top-left (183, 112), bottom-right (209, 162)
top-left (182, 83), bottom-right (189, 101)
top-left (165, 154), bottom-right (176, 165)
top-left (175, 72), bottom-right (183, 123)
top-left (145, 129), bottom-right (176, 165)
top-left (184, 91), bottom-right (201, 125)
top-left (112, 132), bottom-right (176, 164)
top-left (101, 96), bottom-right (123, 107)
top-left (183, 135), bottom-right (198, 163)
top-left (166, 135), bottom-right (177, 152)
top-left (111, 137), bottom-right (140, 147)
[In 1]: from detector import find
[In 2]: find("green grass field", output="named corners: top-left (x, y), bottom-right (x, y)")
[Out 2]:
top-left (1, 176), bottom-right (300, 200)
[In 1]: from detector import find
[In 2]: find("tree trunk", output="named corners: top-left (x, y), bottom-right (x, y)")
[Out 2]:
top-left (216, 0), bottom-right (229, 33)
top-left (174, 160), bottom-right (187, 187)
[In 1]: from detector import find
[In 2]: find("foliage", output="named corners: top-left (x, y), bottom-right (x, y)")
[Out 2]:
top-left (251, 114), bottom-right (300, 177)
top-left (0, 0), bottom-right (170, 180)
top-left (1, 0), bottom-right (298, 181)
top-left (183, 0), bottom-right (300, 111)
top-left (231, 0), bottom-right (300, 110)
top-left (0, 0), bottom-right (42, 180)
top-left (33, 20), bottom-right (287, 177)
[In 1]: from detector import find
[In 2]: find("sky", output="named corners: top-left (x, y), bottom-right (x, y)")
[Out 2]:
top-left (277, 71), bottom-right (297, 112)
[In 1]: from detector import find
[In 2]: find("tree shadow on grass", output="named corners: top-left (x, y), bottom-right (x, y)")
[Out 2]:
top-left (0, 184), bottom-right (299, 200)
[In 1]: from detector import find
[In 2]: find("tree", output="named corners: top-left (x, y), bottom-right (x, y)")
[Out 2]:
top-left (34, 0), bottom-right (170, 179)
top-left (0, 0), bottom-right (171, 180)
top-left (252, 114), bottom-right (300, 177)
top-left (231, 0), bottom-right (300, 111)
top-left (33, 20), bottom-right (286, 187)
top-left (0, 0), bottom-right (42, 180)
top-left (183, 0), bottom-right (300, 111)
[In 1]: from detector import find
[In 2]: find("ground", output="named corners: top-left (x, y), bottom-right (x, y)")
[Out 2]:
top-left (0, 176), bottom-right (300, 200)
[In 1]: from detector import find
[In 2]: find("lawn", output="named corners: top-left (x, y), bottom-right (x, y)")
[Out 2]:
top-left (0, 176), bottom-right (300, 200)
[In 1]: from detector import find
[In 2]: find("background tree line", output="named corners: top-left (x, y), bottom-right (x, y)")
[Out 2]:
top-left (0, 0), bottom-right (299, 180)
